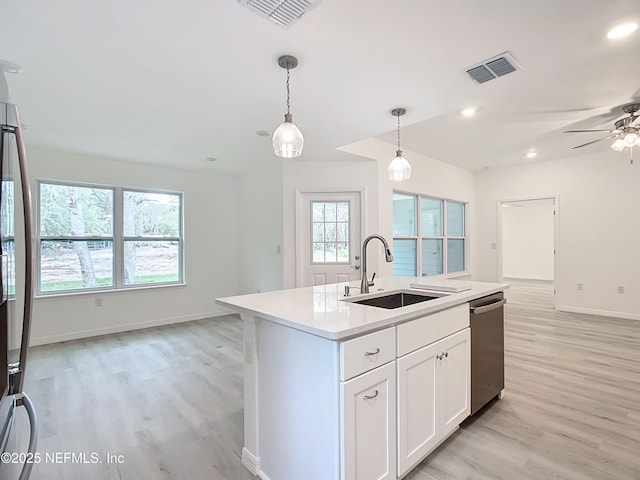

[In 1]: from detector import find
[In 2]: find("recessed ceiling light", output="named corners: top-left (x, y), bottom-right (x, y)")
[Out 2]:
top-left (607, 22), bottom-right (638, 40)
top-left (526, 151), bottom-right (537, 159)
top-left (206, 157), bottom-right (218, 162)
top-left (461, 107), bottom-right (477, 117)
top-left (256, 130), bottom-right (270, 137)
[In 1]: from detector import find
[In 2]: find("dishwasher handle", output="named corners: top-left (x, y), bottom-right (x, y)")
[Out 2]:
top-left (470, 298), bottom-right (506, 315)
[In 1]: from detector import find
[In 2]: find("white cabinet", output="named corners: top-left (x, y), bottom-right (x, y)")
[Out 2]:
top-left (438, 329), bottom-right (471, 437)
top-left (340, 327), bottom-right (396, 381)
top-left (396, 328), bottom-right (470, 477)
top-left (341, 362), bottom-right (396, 480)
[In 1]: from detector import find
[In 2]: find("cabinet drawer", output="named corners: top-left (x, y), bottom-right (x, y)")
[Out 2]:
top-left (396, 304), bottom-right (469, 357)
top-left (340, 327), bottom-right (396, 381)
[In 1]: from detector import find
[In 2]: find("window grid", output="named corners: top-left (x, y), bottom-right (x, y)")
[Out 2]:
top-left (37, 180), bottom-right (183, 295)
top-left (392, 192), bottom-right (466, 277)
top-left (311, 201), bottom-right (350, 264)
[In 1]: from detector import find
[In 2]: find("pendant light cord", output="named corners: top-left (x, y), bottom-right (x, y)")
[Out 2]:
top-left (286, 68), bottom-right (291, 115)
top-left (397, 114), bottom-right (401, 152)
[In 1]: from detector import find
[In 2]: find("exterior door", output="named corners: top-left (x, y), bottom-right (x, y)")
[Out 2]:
top-left (297, 191), bottom-right (362, 287)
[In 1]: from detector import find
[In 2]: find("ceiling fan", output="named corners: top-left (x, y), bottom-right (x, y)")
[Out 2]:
top-left (564, 103), bottom-right (640, 152)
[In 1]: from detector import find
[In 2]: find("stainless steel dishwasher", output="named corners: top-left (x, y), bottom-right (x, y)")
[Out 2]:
top-left (469, 292), bottom-right (506, 415)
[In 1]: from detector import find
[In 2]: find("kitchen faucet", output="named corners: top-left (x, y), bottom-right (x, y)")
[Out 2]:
top-left (360, 234), bottom-right (394, 293)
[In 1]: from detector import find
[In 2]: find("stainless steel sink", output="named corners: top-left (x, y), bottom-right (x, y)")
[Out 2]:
top-left (350, 291), bottom-right (441, 309)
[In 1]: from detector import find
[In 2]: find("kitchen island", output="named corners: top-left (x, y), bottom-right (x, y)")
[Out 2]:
top-left (217, 277), bottom-right (508, 480)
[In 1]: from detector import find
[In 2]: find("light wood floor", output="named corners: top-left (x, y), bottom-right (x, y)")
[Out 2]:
top-left (406, 284), bottom-right (640, 480)
top-left (17, 284), bottom-right (640, 479)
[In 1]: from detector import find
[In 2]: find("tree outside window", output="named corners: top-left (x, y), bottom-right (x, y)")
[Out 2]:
top-left (38, 182), bottom-right (183, 294)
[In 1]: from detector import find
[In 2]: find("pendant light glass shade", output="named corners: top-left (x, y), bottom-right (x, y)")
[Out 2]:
top-left (388, 108), bottom-right (411, 181)
top-left (273, 113), bottom-right (304, 158)
top-left (273, 55), bottom-right (303, 158)
top-left (388, 150), bottom-right (411, 181)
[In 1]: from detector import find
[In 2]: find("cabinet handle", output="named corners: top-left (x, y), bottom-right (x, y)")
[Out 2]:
top-left (364, 348), bottom-right (380, 356)
top-left (444, 351), bottom-right (448, 358)
top-left (436, 354), bottom-right (442, 360)
top-left (363, 390), bottom-right (379, 400)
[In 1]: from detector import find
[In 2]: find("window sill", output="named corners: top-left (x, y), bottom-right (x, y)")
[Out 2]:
top-left (34, 282), bottom-right (187, 300)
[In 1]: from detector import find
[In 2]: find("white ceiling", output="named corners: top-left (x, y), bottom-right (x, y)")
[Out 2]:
top-left (1, 0), bottom-right (639, 175)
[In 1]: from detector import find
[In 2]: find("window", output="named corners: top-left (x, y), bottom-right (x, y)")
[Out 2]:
top-left (311, 201), bottom-right (350, 263)
top-left (392, 192), bottom-right (466, 277)
top-left (1, 178), bottom-right (15, 297)
top-left (38, 181), bottom-right (183, 294)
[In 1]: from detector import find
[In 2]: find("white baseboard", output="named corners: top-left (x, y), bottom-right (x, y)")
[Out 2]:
top-left (241, 447), bottom-right (260, 476)
top-left (556, 305), bottom-right (640, 321)
top-left (30, 309), bottom-right (237, 346)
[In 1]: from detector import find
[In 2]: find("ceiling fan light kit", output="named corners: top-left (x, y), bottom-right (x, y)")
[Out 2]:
top-left (565, 102), bottom-right (639, 163)
top-left (272, 55), bottom-right (304, 158)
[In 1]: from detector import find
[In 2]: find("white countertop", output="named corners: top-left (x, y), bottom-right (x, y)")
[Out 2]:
top-left (216, 277), bottom-right (508, 341)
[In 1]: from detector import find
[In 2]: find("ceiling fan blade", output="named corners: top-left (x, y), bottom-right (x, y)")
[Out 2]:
top-left (564, 129), bottom-right (616, 133)
top-left (572, 134), bottom-right (619, 149)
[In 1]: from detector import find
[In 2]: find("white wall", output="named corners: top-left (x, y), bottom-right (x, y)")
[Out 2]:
top-left (282, 158), bottom-right (379, 288)
top-left (502, 199), bottom-right (555, 281)
top-left (26, 148), bottom-right (239, 344)
top-left (237, 162), bottom-right (284, 294)
top-left (475, 151), bottom-right (640, 319)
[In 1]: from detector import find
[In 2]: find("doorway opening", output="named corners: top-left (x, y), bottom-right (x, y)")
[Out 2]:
top-left (498, 196), bottom-right (558, 301)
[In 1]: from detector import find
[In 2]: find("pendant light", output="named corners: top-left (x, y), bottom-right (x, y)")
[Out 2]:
top-left (388, 108), bottom-right (411, 181)
top-left (273, 55), bottom-right (304, 158)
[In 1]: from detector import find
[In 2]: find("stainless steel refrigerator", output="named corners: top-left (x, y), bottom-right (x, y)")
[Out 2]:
top-left (0, 60), bottom-right (37, 480)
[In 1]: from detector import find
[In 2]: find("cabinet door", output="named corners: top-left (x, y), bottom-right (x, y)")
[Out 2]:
top-left (341, 362), bottom-right (396, 480)
top-left (396, 340), bottom-right (440, 477)
top-left (438, 328), bottom-right (470, 437)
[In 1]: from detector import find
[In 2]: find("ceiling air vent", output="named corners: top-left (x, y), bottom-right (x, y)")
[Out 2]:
top-left (465, 52), bottom-right (521, 84)
top-left (239, 0), bottom-right (322, 28)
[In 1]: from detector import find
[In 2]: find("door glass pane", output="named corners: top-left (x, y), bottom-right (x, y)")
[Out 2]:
top-left (324, 202), bottom-right (337, 222)
top-left (447, 201), bottom-right (465, 237)
top-left (40, 240), bottom-right (113, 291)
top-left (337, 243), bottom-right (349, 263)
top-left (337, 223), bottom-right (348, 242)
top-left (447, 239), bottom-right (465, 273)
top-left (312, 223), bottom-right (324, 242)
top-left (392, 193), bottom-right (416, 236)
top-left (312, 203), bottom-right (324, 221)
top-left (311, 201), bottom-right (349, 264)
top-left (123, 240), bottom-right (180, 285)
top-left (420, 197), bottom-right (442, 237)
top-left (421, 239), bottom-right (443, 276)
top-left (392, 238), bottom-right (416, 276)
top-left (124, 191), bottom-right (181, 237)
top-left (313, 243), bottom-right (324, 262)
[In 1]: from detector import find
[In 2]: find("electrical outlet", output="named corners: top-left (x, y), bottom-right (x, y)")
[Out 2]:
top-left (95, 297), bottom-right (102, 307)
top-left (617, 286), bottom-right (625, 294)
top-left (577, 283), bottom-right (583, 291)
